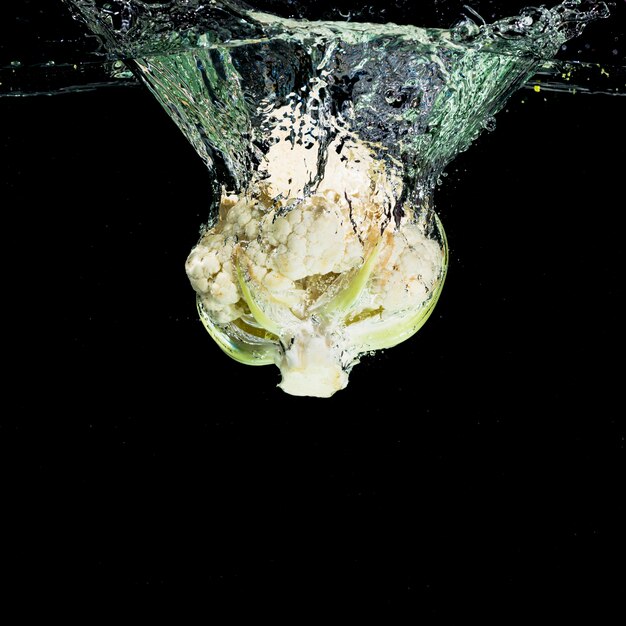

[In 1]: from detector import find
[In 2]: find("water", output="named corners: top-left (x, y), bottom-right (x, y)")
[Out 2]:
top-left (2, 1), bottom-right (623, 98)
top-left (5, 0), bottom-right (623, 396)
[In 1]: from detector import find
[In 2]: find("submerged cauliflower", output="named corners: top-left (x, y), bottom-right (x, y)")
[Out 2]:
top-left (186, 181), bottom-right (447, 398)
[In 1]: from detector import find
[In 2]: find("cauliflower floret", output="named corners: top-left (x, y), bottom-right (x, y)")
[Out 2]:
top-left (369, 222), bottom-right (443, 314)
top-left (269, 197), bottom-right (363, 281)
top-left (185, 235), bottom-right (242, 323)
top-left (243, 238), bottom-right (304, 309)
top-left (221, 198), bottom-right (263, 239)
top-left (185, 191), bottom-right (365, 321)
top-left (185, 197), bottom-right (265, 323)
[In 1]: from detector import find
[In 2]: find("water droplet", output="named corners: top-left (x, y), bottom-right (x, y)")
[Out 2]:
top-left (482, 116), bottom-right (497, 132)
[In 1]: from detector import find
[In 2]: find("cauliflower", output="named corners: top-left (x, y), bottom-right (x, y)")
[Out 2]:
top-left (186, 175), bottom-right (448, 397)
top-left (185, 196), bottom-right (263, 323)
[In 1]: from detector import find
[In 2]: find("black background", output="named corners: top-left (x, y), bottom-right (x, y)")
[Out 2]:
top-left (1, 0), bottom-right (624, 615)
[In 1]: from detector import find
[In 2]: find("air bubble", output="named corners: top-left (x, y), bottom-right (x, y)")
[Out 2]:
top-left (482, 116), bottom-right (497, 132)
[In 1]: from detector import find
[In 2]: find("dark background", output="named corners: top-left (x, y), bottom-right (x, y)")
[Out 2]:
top-left (1, 0), bottom-right (624, 615)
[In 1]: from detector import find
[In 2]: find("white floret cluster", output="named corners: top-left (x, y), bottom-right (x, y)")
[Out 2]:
top-left (185, 190), bottom-right (367, 323)
top-left (254, 194), bottom-right (363, 281)
top-left (185, 194), bottom-right (263, 323)
top-left (186, 186), bottom-right (443, 326)
top-left (368, 224), bottom-right (444, 314)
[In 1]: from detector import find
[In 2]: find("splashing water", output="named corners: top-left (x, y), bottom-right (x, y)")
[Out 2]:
top-left (28, 0), bottom-right (615, 396)
top-left (3, 1), bottom-right (623, 98)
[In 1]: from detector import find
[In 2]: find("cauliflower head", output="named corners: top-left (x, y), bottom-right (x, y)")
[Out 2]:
top-left (186, 184), bottom-right (447, 397)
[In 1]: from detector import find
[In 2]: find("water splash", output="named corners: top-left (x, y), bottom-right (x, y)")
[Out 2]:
top-left (2, 2), bottom-right (623, 97)
top-left (57, 1), bottom-right (612, 190)
top-left (44, 1), bottom-right (617, 396)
